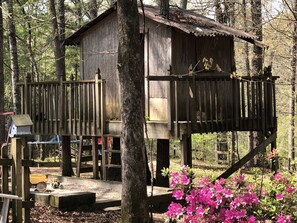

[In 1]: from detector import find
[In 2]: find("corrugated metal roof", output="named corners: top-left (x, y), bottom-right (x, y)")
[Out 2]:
top-left (65, 4), bottom-right (257, 46)
top-left (143, 5), bottom-right (257, 41)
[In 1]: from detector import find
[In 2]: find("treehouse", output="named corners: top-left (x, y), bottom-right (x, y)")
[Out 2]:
top-left (18, 4), bottom-right (278, 182)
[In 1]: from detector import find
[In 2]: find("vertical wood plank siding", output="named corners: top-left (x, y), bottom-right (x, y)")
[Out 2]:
top-left (18, 78), bottom-right (105, 136)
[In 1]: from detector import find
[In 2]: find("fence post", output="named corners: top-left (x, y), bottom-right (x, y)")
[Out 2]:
top-left (24, 73), bottom-right (31, 115)
top-left (11, 137), bottom-right (23, 223)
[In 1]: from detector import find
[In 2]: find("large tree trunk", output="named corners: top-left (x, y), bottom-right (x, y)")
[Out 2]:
top-left (289, 0), bottom-right (297, 171)
top-left (0, 0), bottom-right (5, 145)
top-left (117, 0), bottom-right (149, 222)
top-left (7, 0), bottom-right (21, 114)
top-left (49, 0), bottom-right (73, 176)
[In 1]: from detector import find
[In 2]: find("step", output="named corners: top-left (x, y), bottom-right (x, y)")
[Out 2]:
top-left (105, 164), bottom-right (121, 168)
top-left (81, 145), bottom-right (92, 151)
top-left (79, 167), bottom-right (94, 173)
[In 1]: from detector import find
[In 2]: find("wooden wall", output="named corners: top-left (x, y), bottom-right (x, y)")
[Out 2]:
top-left (80, 12), bottom-right (120, 120)
top-left (171, 31), bottom-right (234, 120)
top-left (144, 19), bottom-right (172, 121)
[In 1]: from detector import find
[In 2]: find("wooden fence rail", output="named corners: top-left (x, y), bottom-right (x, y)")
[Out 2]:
top-left (148, 74), bottom-right (278, 134)
top-left (17, 74), bottom-right (105, 136)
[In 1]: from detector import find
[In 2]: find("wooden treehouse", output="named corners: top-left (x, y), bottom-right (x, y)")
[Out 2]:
top-left (18, 5), bottom-right (278, 183)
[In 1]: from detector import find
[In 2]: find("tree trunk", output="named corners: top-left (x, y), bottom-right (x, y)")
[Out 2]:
top-left (159, 0), bottom-right (169, 19)
top-left (0, 0), bottom-right (5, 145)
top-left (289, 0), bottom-right (297, 171)
top-left (180, 0), bottom-right (187, 9)
top-left (90, 0), bottom-right (97, 19)
top-left (242, 0), bottom-right (254, 166)
top-left (251, 0), bottom-right (265, 166)
top-left (117, 0), bottom-right (149, 222)
top-left (49, 0), bottom-right (65, 80)
top-left (7, 0), bottom-right (21, 114)
top-left (49, 0), bottom-right (73, 176)
top-left (16, 0), bottom-right (41, 82)
top-left (215, 0), bottom-right (224, 23)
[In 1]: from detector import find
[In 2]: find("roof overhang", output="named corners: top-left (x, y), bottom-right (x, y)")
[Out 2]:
top-left (64, 4), bottom-right (259, 46)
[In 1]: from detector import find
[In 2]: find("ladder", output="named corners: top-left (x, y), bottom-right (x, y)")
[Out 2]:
top-left (76, 136), bottom-right (101, 179)
top-left (101, 137), bottom-right (121, 181)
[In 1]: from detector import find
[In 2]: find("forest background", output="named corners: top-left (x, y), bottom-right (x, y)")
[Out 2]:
top-left (0, 0), bottom-right (296, 169)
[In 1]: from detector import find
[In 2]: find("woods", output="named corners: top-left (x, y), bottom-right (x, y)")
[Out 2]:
top-left (0, 0), bottom-right (297, 221)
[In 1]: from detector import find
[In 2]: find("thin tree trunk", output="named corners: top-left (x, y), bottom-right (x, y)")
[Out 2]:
top-left (242, 0), bottom-right (254, 166)
top-left (7, 0), bottom-right (21, 114)
top-left (49, 0), bottom-right (65, 80)
top-left (90, 0), bottom-right (97, 19)
top-left (180, 0), bottom-right (187, 9)
top-left (117, 0), bottom-right (149, 222)
top-left (251, 0), bottom-right (265, 166)
top-left (215, 0), bottom-right (223, 23)
top-left (159, 0), bottom-right (170, 18)
top-left (16, 0), bottom-right (41, 82)
top-left (289, 0), bottom-right (297, 171)
top-left (0, 0), bottom-right (5, 145)
top-left (49, 0), bottom-right (73, 176)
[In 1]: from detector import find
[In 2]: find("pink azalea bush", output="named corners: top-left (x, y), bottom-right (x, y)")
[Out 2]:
top-left (164, 165), bottom-right (297, 223)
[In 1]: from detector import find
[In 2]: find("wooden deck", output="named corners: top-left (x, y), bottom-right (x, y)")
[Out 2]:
top-left (18, 73), bottom-right (278, 139)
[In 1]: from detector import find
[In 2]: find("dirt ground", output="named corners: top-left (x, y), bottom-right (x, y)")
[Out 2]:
top-left (29, 166), bottom-right (168, 223)
top-left (30, 203), bottom-right (166, 223)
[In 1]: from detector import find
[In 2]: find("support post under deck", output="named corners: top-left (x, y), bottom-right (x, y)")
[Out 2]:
top-left (181, 134), bottom-right (192, 167)
top-left (156, 139), bottom-right (170, 187)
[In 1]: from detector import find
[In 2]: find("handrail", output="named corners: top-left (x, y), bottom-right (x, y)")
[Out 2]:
top-left (18, 74), bottom-right (105, 136)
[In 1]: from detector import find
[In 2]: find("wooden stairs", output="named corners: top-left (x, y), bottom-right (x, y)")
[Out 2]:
top-left (76, 136), bottom-right (101, 179)
top-left (76, 136), bottom-right (122, 180)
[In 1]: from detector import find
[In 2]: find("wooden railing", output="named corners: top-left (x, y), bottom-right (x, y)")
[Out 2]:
top-left (17, 75), bottom-right (105, 136)
top-left (148, 73), bottom-right (278, 134)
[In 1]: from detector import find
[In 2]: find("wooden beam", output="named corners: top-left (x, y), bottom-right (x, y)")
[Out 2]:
top-left (217, 132), bottom-right (276, 179)
top-left (180, 134), bottom-right (192, 167)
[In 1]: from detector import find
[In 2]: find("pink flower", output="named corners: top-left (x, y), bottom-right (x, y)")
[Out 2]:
top-left (181, 174), bottom-right (190, 185)
top-left (199, 177), bottom-right (210, 187)
top-left (274, 173), bottom-right (282, 181)
top-left (248, 215), bottom-right (257, 223)
top-left (171, 172), bottom-right (179, 187)
top-left (233, 174), bottom-right (245, 186)
top-left (268, 148), bottom-right (278, 159)
top-left (173, 189), bottom-right (184, 200)
top-left (286, 186), bottom-right (294, 193)
top-left (166, 202), bottom-right (183, 219)
top-left (276, 193), bottom-right (284, 200)
top-left (277, 215), bottom-right (292, 223)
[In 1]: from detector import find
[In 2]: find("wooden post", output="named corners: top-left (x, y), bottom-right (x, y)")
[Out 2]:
top-left (108, 137), bottom-right (121, 181)
top-left (22, 138), bottom-right (30, 223)
top-left (92, 136), bottom-right (99, 179)
top-left (156, 139), bottom-right (170, 187)
top-left (24, 73), bottom-right (31, 115)
top-left (61, 136), bottom-right (73, 176)
top-left (271, 129), bottom-right (278, 173)
top-left (11, 137), bottom-right (23, 223)
top-left (180, 134), bottom-right (192, 167)
top-left (1, 144), bottom-right (9, 195)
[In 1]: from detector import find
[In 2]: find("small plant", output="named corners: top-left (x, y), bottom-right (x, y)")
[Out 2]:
top-left (165, 162), bottom-right (297, 222)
